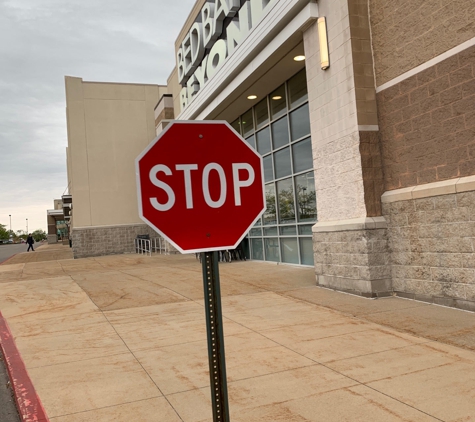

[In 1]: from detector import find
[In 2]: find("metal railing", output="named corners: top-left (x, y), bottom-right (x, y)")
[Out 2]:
top-left (134, 237), bottom-right (169, 256)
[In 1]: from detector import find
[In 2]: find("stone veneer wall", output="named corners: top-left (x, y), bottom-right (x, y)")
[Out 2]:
top-left (71, 224), bottom-right (176, 259)
top-left (313, 221), bottom-right (391, 297)
top-left (382, 190), bottom-right (475, 312)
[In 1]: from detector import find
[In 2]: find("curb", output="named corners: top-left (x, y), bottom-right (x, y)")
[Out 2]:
top-left (0, 312), bottom-right (49, 422)
top-left (0, 254), bottom-right (18, 266)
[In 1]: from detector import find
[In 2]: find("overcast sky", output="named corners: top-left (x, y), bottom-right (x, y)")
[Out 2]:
top-left (0, 0), bottom-right (195, 233)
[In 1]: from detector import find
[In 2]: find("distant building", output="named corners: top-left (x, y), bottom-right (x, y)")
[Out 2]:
top-left (46, 198), bottom-right (67, 244)
top-left (63, 0), bottom-right (475, 311)
top-left (64, 79), bottom-right (169, 256)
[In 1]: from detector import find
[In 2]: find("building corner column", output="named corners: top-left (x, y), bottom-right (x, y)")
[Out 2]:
top-left (304, 0), bottom-right (391, 296)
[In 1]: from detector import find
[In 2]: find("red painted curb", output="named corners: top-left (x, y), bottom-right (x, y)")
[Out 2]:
top-left (0, 312), bottom-right (49, 422)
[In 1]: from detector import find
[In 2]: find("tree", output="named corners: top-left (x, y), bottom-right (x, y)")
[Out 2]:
top-left (16, 230), bottom-right (27, 241)
top-left (32, 229), bottom-right (46, 242)
top-left (0, 224), bottom-right (8, 240)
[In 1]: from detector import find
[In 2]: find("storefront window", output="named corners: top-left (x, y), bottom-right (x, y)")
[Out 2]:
top-left (255, 98), bottom-right (269, 129)
top-left (245, 134), bottom-right (256, 149)
top-left (270, 84), bottom-right (287, 119)
top-left (241, 109), bottom-right (254, 137)
top-left (264, 238), bottom-right (280, 262)
top-left (299, 238), bottom-right (314, 266)
top-left (249, 228), bottom-right (262, 237)
top-left (263, 184), bottom-right (277, 225)
top-left (295, 172), bottom-right (317, 222)
top-left (277, 178), bottom-right (295, 224)
top-left (288, 68), bottom-right (308, 108)
top-left (290, 103), bottom-right (310, 141)
top-left (256, 127), bottom-right (271, 155)
top-left (271, 116), bottom-right (289, 149)
top-left (281, 238), bottom-right (299, 264)
top-left (264, 226), bottom-right (278, 236)
top-left (231, 118), bottom-right (241, 135)
top-left (274, 147), bottom-right (292, 179)
top-left (251, 238), bottom-right (263, 260)
top-left (298, 225), bottom-right (313, 235)
top-left (292, 137), bottom-right (313, 173)
top-left (263, 155), bottom-right (274, 182)
top-left (280, 225), bottom-right (297, 235)
top-left (230, 67), bottom-right (315, 266)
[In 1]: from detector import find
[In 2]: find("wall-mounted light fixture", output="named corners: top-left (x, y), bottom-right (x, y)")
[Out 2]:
top-left (317, 17), bottom-right (330, 70)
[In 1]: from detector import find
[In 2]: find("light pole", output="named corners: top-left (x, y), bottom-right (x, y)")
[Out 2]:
top-left (8, 214), bottom-right (11, 233)
top-left (26, 218), bottom-right (28, 234)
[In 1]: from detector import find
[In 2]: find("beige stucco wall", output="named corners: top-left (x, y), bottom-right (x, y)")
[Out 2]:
top-left (369, 0), bottom-right (475, 86)
top-left (65, 77), bottom-right (165, 228)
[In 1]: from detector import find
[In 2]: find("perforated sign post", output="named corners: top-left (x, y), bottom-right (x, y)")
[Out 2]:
top-left (136, 121), bottom-right (265, 422)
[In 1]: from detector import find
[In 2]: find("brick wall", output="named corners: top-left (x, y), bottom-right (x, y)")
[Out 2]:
top-left (349, 0), bottom-right (378, 127)
top-left (71, 224), bottom-right (176, 259)
top-left (382, 191), bottom-right (475, 312)
top-left (369, 0), bottom-right (475, 86)
top-left (378, 45), bottom-right (475, 191)
top-left (360, 131), bottom-right (384, 216)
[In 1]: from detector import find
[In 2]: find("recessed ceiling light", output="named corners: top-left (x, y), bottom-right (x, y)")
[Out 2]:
top-left (272, 96), bottom-right (282, 100)
top-left (247, 95), bottom-right (257, 100)
top-left (293, 55), bottom-right (305, 62)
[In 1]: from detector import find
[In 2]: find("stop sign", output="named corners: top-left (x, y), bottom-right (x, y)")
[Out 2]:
top-left (136, 121), bottom-right (265, 253)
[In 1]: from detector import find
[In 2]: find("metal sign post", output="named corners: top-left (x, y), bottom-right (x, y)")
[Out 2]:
top-left (136, 121), bottom-right (266, 422)
top-left (201, 251), bottom-right (230, 422)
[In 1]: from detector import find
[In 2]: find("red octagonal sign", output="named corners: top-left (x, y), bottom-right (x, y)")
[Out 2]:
top-left (136, 121), bottom-right (266, 253)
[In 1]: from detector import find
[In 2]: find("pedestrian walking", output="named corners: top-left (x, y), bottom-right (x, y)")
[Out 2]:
top-left (26, 234), bottom-right (35, 252)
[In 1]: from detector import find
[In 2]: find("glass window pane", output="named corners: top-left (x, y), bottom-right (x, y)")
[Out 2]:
top-left (274, 147), bottom-right (292, 179)
top-left (295, 172), bottom-right (317, 222)
top-left (246, 134), bottom-right (256, 149)
top-left (263, 226), bottom-right (277, 236)
top-left (231, 118), bottom-right (241, 135)
top-left (263, 155), bottom-right (274, 182)
top-left (288, 68), bottom-right (308, 109)
top-left (249, 228), bottom-right (262, 237)
top-left (264, 184), bottom-right (277, 225)
top-left (251, 238), bottom-right (264, 260)
top-left (270, 85), bottom-right (287, 119)
top-left (254, 98), bottom-right (269, 129)
top-left (298, 225), bottom-right (313, 235)
top-left (256, 127), bottom-right (271, 155)
top-left (277, 178), bottom-right (295, 224)
top-left (271, 117), bottom-right (289, 149)
top-left (241, 109), bottom-right (254, 137)
top-left (292, 137), bottom-right (313, 173)
top-left (300, 237), bottom-right (314, 265)
top-left (264, 238), bottom-right (279, 262)
top-left (281, 238), bottom-right (299, 264)
top-left (254, 218), bottom-right (261, 226)
top-left (280, 225), bottom-right (297, 235)
top-left (290, 103), bottom-right (310, 141)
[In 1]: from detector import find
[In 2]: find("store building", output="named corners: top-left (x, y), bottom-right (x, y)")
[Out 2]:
top-left (64, 78), bottom-right (172, 257)
top-left (64, 0), bottom-right (475, 310)
top-left (46, 198), bottom-right (68, 244)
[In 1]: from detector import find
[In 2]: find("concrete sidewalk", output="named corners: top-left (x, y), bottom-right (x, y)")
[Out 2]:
top-left (1, 244), bottom-right (475, 421)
